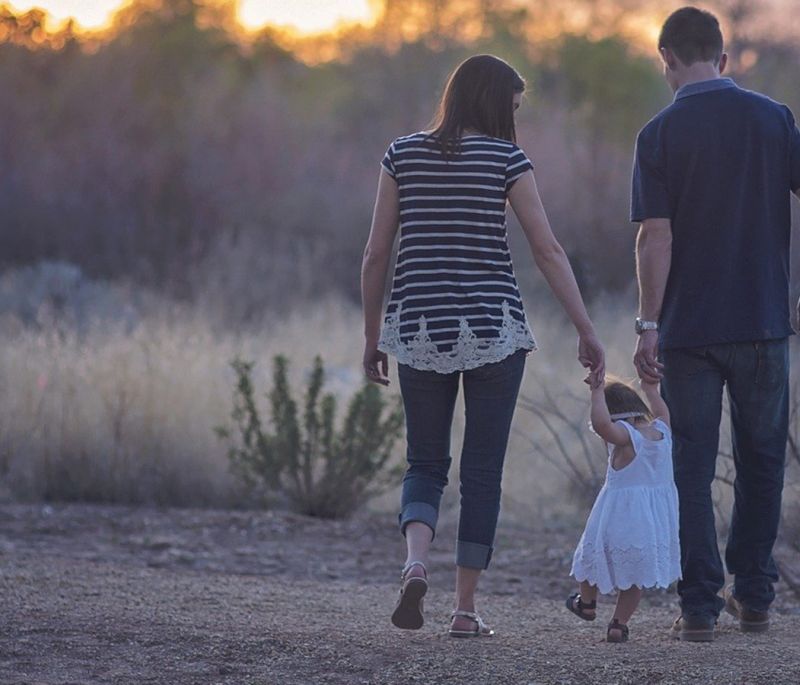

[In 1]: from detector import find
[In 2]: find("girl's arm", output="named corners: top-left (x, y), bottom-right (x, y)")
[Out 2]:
top-left (590, 384), bottom-right (630, 446)
top-left (508, 170), bottom-right (604, 382)
top-left (640, 380), bottom-right (671, 427)
top-left (360, 168), bottom-right (400, 385)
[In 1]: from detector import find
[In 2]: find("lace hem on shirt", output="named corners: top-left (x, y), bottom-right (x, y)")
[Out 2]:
top-left (378, 300), bottom-right (537, 374)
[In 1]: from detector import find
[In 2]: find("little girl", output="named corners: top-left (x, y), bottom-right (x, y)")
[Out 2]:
top-left (566, 375), bottom-right (681, 642)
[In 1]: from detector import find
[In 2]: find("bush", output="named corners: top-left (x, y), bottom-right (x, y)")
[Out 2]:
top-left (217, 355), bottom-right (404, 518)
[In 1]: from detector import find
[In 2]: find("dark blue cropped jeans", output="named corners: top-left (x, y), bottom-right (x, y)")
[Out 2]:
top-left (397, 349), bottom-right (527, 570)
top-left (661, 339), bottom-right (789, 619)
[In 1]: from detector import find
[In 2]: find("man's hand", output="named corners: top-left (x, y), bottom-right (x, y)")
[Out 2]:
top-left (634, 329), bottom-right (664, 383)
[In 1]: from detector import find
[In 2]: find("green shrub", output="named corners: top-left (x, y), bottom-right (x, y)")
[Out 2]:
top-left (216, 355), bottom-right (404, 518)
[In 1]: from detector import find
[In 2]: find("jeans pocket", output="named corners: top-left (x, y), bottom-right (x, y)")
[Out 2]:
top-left (661, 347), bottom-right (711, 378)
top-left (754, 339), bottom-right (789, 390)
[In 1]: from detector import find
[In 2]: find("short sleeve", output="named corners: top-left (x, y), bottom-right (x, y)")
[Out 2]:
top-left (505, 145), bottom-right (533, 190)
top-left (630, 125), bottom-right (671, 222)
top-left (789, 115), bottom-right (800, 192)
top-left (381, 142), bottom-right (397, 179)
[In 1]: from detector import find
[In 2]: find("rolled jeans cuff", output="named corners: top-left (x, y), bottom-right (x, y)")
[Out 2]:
top-left (456, 540), bottom-right (493, 570)
top-left (399, 502), bottom-right (439, 539)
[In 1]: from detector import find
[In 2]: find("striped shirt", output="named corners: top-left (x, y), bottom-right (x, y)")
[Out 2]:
top-left (378, 131), bottom-right (537, 373)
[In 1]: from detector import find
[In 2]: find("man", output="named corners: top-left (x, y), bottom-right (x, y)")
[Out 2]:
top-left (631, 6), bottom-right (800, 642)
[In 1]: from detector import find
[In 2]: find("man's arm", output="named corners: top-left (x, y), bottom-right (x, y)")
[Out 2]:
top-left (634, 218), bottom-right (672, 382)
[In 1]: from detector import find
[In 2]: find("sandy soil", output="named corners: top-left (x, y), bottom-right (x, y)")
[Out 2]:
top-left (1, 504), bottom-right (799, 684)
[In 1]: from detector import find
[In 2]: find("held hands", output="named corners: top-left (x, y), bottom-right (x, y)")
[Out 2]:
top-left (578, 331), bottom-right (605, 387)
top-left (363, 340), bottom-right (390, 386)
top-left (633, 329), bottom-right (664, 383)
top-left (584, 371), bottom-right (604, 390)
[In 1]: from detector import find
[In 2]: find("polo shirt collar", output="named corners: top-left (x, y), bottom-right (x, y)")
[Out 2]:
top-left (674, 77), bottom-right (737, 101)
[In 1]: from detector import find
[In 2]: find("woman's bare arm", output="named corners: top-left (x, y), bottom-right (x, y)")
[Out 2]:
top-left (508, 169), bottom-right (604, 380)
top-left (360, 168), bottom-right (399, 384)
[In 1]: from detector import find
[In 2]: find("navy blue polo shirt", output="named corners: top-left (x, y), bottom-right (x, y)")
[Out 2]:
top-left (631, 77), bottom-right (800, 350)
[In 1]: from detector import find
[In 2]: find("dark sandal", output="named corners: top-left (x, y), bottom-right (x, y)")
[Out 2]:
top-left (391, 561), bottom-right (428, 630)
top-left (607, 619), bottom-right (629, 643)
top-left (566, 592), bottom-right (597, 621)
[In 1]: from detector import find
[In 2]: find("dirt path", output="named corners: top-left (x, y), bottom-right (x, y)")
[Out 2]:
top-left (1, 504), bottom-right (799, 684)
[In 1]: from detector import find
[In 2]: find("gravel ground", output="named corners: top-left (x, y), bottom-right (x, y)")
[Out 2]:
top-left (1, 504), bottom-right (799, 684)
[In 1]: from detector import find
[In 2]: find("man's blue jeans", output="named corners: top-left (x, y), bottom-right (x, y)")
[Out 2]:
top-left (397, 349), bottom-right (526, 570)
top-left (661, 339), bottom-right (789, 618)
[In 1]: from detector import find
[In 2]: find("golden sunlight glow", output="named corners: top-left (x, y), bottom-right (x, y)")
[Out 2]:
top-left (7, 1), bottom-right (377, 33)
top-left (7, 1), bottom-right (116, 30)
top-left (239, 0), bottom-right (373, 33)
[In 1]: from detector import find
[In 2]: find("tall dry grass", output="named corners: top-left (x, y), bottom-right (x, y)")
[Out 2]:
top-left (0, 267), bottom-right (363, 506)
top-left (0, 263), bottom-right (798, 539)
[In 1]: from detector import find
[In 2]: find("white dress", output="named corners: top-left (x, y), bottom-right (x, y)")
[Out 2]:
top-left (570, 419), bottom-right (681, 594)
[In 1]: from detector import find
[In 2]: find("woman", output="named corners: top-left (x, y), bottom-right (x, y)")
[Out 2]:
top-left (361, 54), bottom-right (604, 637)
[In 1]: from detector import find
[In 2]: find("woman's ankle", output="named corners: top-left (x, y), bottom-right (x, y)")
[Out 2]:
top-left (403, 560), bottom-right (427, 580)
top-left (453, 597), bottom-right (477, 614)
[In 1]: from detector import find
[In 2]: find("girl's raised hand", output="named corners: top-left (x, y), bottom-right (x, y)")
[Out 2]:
top-left (584, 370), bottom-right (604, 390)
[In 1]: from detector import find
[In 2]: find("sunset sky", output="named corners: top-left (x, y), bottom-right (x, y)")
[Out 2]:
top-left (7, 1), bottom-right (376, 33)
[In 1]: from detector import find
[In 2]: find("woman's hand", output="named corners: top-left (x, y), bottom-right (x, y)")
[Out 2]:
top-left (363, 341), bottom-right (390, 386)
top-left (578, 331), bottom-right (605, 385)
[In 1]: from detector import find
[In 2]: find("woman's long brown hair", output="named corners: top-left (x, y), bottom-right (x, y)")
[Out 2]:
top-left (428, 54), bottom-right (525, 157)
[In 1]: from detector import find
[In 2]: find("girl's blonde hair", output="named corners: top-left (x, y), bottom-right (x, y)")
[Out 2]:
top-left (604, 377), bottom-right (653, 421)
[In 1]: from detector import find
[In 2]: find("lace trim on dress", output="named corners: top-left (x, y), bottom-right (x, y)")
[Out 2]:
top-left (378, 300), bottom-right (537, 374)
top-left (571, 540), bottom-right (682, 594)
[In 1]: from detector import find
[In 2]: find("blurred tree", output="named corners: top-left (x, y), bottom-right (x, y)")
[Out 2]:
top-left (0, 0), bottom-right (796, 310)
top-left (536, 34), bottom-right (667, 290)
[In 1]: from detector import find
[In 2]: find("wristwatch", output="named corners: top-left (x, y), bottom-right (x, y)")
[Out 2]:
top-left (635, 318), bottom-right (658, 335)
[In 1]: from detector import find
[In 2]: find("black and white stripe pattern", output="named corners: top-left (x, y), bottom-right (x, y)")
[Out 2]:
top-left (378, 132), bottom-right (537, 373)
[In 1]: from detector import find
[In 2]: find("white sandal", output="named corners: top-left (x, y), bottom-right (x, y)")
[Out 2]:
top-left (391, 561), bottom-right (428, 630)
top-left (448, 609), bottom-right (495, 638)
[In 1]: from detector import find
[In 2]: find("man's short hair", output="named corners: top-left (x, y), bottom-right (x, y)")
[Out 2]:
top-left (658, 7), bottom-right (723, 66)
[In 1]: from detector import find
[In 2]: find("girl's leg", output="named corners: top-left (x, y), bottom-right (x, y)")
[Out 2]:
top-left (451, 350), bottom-right (526, 632)
top-left (613, 586), bottom-right (643, 625)
top-left (579, 581), bottom-right (598, 617)
top-left (566, 581), bottom-right (598, 620)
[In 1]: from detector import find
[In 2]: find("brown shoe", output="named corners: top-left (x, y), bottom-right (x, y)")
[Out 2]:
top-left (670, 615), bottom-right (716, 642)
top-left (724, 585), bottom-right (770, 633)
